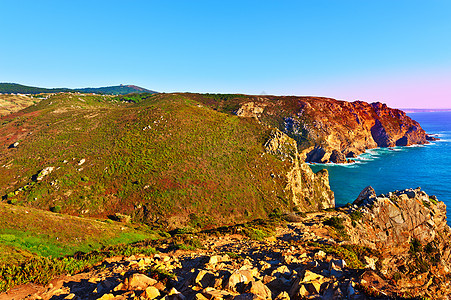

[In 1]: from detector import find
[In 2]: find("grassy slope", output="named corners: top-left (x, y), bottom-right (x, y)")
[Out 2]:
top-left (0, 94), bottom-right (41, 116)
top-left (0, 202), bottom-right (155, 263)
top-left (0, 93), bottom-right (294, 231)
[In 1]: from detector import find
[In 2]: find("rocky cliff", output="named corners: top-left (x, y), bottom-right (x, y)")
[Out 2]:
top-left (341, 187), bottom-right (451, 297)
top-left (264, 129), bottom-right (334, 211)
top-left (193, 94), bottom-right (431, 163)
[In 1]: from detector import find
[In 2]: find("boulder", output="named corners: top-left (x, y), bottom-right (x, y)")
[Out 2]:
top-left (226, 270), bottom-right (252, 292)
top-left (195, 270), bottom-right (215, 288)
top-left (244, 280), bottom-right (272, 299)
top-left (125, 273), bottom-right (158, 290)
top-left (145, 286), bottom-right (161, 299)
top-left (329, 150), bottom-right (347, 163)
top-left (353, 186), bottom-right (376, 206)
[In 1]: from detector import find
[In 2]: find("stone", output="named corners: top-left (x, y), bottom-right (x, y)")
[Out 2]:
top-left (166, 287), bottom-right (186, 300)
top-left (244, 280), bottom-right (272, 299)
top-left (126, 273), bottom-right (158, 290)
top-left (313, 250), bottom-right (326, 260)
top-left (195, 293), bottom-right (210, 300)
top-left (36, 166), bottom-right (55, 181)
top-left (330, 259), bottom-right (346, 269)
top-left (302, 270), bottom-right (323, 283)
top-left (271, 265), bottom-right (291, 278)
top-left (363, 256), bottom-right (378, 270)
top-left (208, 254), bottom-right (229, 265)
top-left (145, 286), bottom-right (161, 299)
top-left (98, 294), bottom-right (115, 300)
top-left (329, 149), bottom-right (347, 163)
top-left (202, 287), bottom-right (236, 299)
top-left (304, 280), bottom-right (322, 294)
top-left (8, 142), bottom-right (19, 148)
top-left (274, 291), bottom-right (290, 300)
top-left (226, 270), bottom-right (252, 292)
top-left (354, 186), bottom-right (376, 206)
top-left (233, 293), bottom-right (260, 300)
top-left (195, 270), bottom-right (215, 288)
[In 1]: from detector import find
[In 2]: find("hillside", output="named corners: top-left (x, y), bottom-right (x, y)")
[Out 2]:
top-left (0, 93), bottom-right (333, 231)
top-left (0, 83), bottom-right (157, 95)
top-left (0, 93), bottom-right (41, 116)
top-left (3, 189), bottom-right (451, 299)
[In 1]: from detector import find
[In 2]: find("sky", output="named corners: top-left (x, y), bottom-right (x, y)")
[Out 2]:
top-left (1, 0), bottom-right (450, 108)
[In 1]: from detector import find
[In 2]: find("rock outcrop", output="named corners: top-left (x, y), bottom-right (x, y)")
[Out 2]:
top-left (264, 129), bottom-right (335, 212)
top-left (344, 187), bottom-right (451, 297)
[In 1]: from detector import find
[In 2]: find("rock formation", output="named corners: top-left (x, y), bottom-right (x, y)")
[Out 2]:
top-left (343, 187), bottom-right (451, 297)
top-left (196, 94), bottom-right (433, 163)
top-left (264, 129), bottom-right (334, 212)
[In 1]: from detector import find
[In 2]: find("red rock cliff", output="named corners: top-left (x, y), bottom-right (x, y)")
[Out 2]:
top-left (232, 96), bottom-right (430, 163)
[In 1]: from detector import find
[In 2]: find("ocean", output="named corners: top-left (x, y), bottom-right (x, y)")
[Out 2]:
top-left (309, 111), bottom-right (451, 220)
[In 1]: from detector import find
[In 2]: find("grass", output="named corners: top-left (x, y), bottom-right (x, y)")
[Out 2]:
top-left (0, 203), bottom-right (160, 264)
top-left (0, 242), bottom-right (159, 293)
top-left (0, 92), bottom-right (295, 230)
top-left (0, 94), bottom-right (38, 116)
top-left (308, 241), bottom-right (380, 270)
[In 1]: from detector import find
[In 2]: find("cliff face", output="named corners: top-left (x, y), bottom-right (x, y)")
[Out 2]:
top-left (264, 129), bottom-right (335, 211)
top-left (342, 187), bottom-right (451, 297)
top-left (195, 94), bottom-right (430, 163)
top-left (263, 98), bottom-right (428, 163)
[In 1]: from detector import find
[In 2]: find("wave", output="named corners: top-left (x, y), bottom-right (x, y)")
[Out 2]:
top-left (406, 144), bottom-right (426, 148)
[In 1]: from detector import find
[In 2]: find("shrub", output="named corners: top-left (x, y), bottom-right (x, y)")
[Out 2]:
top-left (323, 216), bottom-right (345, 230)
top-left (349, 210), bottom-right (363, 221)
top-left (50, 205), bottom-right (62, 213)
top-left (410, 238), bottom-right (422, 254)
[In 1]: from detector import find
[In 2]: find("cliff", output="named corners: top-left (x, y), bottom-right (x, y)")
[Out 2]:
top-left (341, 187), bottom-right (451, 297)
top-left (191, 94), bottom-right (431, 163)
top-left (264, 128), bottom-right (334, 211)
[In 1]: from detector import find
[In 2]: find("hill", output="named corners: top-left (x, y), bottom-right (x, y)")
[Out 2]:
top-left (0, 93), bottom-right (40, 116)
top-left (0, 83), bottom-right (157, 95)
top-left (0, 92), bottom-right (333, 232)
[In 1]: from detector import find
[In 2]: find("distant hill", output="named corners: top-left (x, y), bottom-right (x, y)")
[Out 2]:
top-left (0, 83), bottom-right (157, 95)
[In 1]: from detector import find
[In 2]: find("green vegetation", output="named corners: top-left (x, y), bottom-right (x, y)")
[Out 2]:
top-left (349, 210), bottom-right (363, 221)
top-left (0, 203), bottom-right (159, 263)
top-left (0, 83), bottom-right (70, 94)
top-left (113, 93), bottom-right (157, 103)
top-left (429, 196), bottom-right (438, 205)
top-left (0, 242), bottom-right (158, 293)
top-left (309, 242), bottom-right (380, 270)
top-left (0, 93), bottom-right (293, 230)
top-left (323, 216), bottom-right (349, 240)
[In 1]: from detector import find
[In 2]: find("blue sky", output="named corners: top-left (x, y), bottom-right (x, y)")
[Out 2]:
top-left (1, 0), bottom-right (450, 108)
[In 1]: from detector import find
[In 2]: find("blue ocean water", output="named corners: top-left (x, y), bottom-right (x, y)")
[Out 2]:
top-left (309, 111), bottom-right (451, 220)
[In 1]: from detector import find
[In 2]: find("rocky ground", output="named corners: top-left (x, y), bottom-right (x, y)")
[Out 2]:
top-left (2, 188), bottom-right (451, 300)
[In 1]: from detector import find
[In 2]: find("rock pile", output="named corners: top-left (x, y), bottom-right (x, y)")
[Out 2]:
top-left (3, 188), bottom-right (451, 299)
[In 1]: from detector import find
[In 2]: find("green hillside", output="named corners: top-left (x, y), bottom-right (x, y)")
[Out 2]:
top-left (0, 83), bottom-right (156, 95)
top-left (0, 93), bottom-right (300, 230)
